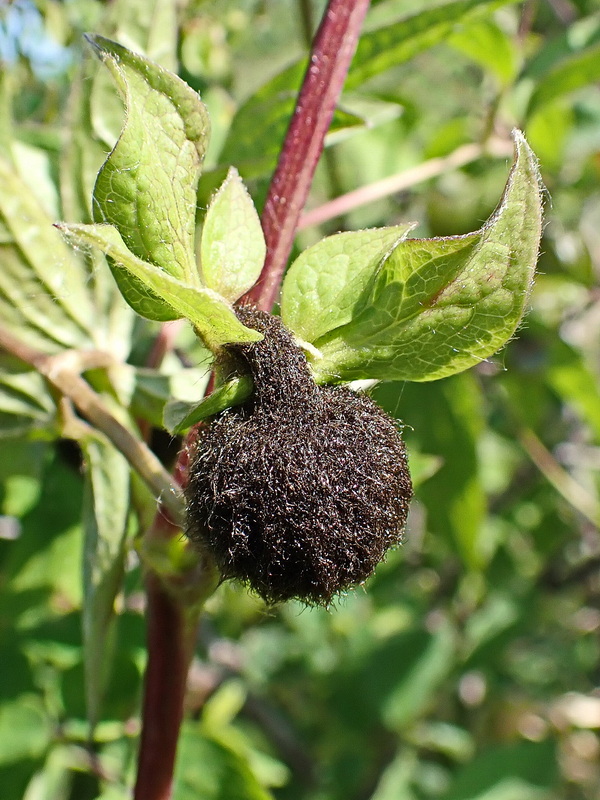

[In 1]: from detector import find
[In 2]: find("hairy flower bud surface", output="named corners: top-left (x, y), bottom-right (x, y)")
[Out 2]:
top-left (186, 306), bottom-right (412, 605)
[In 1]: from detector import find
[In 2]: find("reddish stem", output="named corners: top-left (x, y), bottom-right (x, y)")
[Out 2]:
top-left (245, 0), bottom-right (371, 312)
top-left (134, 570), bottom-right (196, 800)
top-left (134, 2), bottom-right (370, 797)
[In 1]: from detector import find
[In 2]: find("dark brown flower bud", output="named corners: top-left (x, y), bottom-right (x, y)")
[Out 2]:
top-left (185, 306), bottom-right (412, 605)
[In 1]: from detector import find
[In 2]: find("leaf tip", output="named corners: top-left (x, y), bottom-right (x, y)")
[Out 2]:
top-left (511, 128), bottom-right (543, 185)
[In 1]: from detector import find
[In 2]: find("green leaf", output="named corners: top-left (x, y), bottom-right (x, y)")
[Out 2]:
top-left (281, 224), bottom-right (416, 345)
top-left (546, 340), bottom-right (600, 442)
top-left (448, 20), bottom-right (519, 87)
top-left (80, 431), bottom-right (130, 730)
top-left (332, 622), bottom-right (456, 732)
top-left (87, 34), bottom-right (210, 316)
top-left (441, 740), bottom-right (557, 800)
top-left (164, 376), bottom-right (253, 435)
top-left (527, 43), bottom-right (600, 117)
top-left (382, 623), bottom-right (455, 730)
top-left (173, 724), bottom-right (272, 800)
top-left (57, 223), bottom-right (262, 348)
top-left (375, 373), bottom-right (487, 569)
top-left (0, 158), bottom-right (96, 354)
top-left (5, 454), bottom-right (84, 616)
top-left (200, 168), bottom-right (265, 302)
top-left (407, 450), bottom-right (443, 488)
top-left (0, 696), bottom-right (52, 766)
top-left (346, 0), bottom-right (519, 90)
top-left (87, 0), bottom-right (179, 181)
top-left (309, 131), bottom-right (542, 384)
top-left (217, 62), bottom-right (364, 180)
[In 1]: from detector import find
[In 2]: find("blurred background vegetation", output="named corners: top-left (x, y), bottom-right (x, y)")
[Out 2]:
top-left (0, 0), bottom-right (599, 798)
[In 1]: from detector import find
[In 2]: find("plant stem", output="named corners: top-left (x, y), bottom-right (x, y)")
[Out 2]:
top-left (134, 2), bottom-right (372, 796)
top-left (245, 0), bottom-right (372, 311)
top-left (134, 570), bottom-right (199, 800)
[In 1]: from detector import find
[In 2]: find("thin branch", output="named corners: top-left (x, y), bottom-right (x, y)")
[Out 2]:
top-left (245, 0), bottom-right (372, 311)
top-left (0, 326), bottom-right (185, 526)
top-left (298, 137), bottom-right (514, 230)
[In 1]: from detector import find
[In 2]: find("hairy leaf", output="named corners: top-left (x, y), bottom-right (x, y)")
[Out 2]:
top-left (308, 131), bottom-right (542, 383)
top-left (200, 168), bottom-right (265, 302)
top-left (87, 34), bottom-right (210, 317)
top-left (57, 223), bottom-right (262, 348)
top-left (281, 224), bottom-right (415, 345)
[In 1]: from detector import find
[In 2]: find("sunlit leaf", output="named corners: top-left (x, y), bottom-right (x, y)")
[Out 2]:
top-left (0, 697), bottom-right (52, 766)
top-left (200, 168), bottom-right (265, 302)
top-left (87, 34), bottom-right (210, 317)
top-left (448, 20), bottom-right (519, 87)
top-left (308, 131), bottom-right (542, 383)
top-left (281, 224), bottom-right (416, 346)
top-left (57, 223), bottom-right (262, 348)
top-left (218, 60), bottom-right (363, 179)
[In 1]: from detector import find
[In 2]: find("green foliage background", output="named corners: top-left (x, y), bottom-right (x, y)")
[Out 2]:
top-left (0, 1), bottom-right (599, 799)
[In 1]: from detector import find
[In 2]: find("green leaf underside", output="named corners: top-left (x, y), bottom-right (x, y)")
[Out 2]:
top-left (81, 432), bottom-right (130, 729)
top-left (164, 376), bottom-right (253, 435)
top-left (87, 34), bottom-right (210, 317)
top-left (200, 167), bottom-right (266, 302)
top-left (281, 224), bottom-right (416, 344)
top-left (305, 131), bottom-right (542, 383)
top-left (57, 223), bottom-right (262, 348)
top-left (0, 158), bottom-right (96, 353)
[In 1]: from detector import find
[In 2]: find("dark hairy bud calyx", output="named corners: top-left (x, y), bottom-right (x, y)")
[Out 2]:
top-left (185, 306), bottom-right (413, 605)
